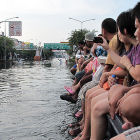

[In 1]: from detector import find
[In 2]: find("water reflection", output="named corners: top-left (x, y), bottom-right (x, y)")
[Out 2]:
top-left (0, 58), bottom-right (75, 140)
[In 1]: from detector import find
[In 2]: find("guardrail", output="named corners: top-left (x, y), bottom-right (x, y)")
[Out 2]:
top-left (105, 114), bottom-right (124, 139)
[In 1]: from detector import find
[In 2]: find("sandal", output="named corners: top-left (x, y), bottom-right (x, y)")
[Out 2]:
top-left (68, 126), bottom-right (81, 136)
top-left (68, 122), bottom-right (80, 128)
top-left (64, 86), bottom-right (75, 94)
top-left (60, 94), bottom-right (77, 103)
top-left (75, 110), bottom-right (83, 118)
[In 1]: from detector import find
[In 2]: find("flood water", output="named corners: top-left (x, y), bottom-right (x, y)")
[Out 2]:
top-left (0, 59), bottom-right (76, 140)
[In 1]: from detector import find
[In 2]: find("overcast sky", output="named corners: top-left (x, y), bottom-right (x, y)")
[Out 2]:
top-left (0, 0), bottom-right (139, 45)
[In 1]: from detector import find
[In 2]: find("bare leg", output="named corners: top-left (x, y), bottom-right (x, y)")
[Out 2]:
top-left (71, 82), bottom-right (81, 93)
top-left (73, 86), bottom-right (103, 140)
top-left (119, 91), bottom-right (140, 125)
top-left (82, 85), bottom-right (100, 127)
top-left (83, 85), bottom-right (101, 118)
top-left (90, 92), bottom-right (109, 140)
top-left (79, 87), bottom-right (106, 140)
top-left (80, 99), bottom-right (85, 125)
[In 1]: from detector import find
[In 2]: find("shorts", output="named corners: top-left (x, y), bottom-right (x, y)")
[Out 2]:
top-left (124, 126), bottom-right (140, 140)
top-left (78, 80), bottom-right (99, 100)
top-left (75, 70), bottom-right (85, 82)
top-left (78, 64), bottom-right (104, 100)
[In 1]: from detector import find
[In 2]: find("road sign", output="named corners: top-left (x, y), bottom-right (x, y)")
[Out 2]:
top-left (44, 43), bottom-right (70, 50)
top-left (9, 21), bottom-right (22, 36)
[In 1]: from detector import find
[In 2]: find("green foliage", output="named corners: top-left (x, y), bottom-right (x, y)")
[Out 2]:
top-left (68, 29), bottom-right (89, 46)
top-left (0, 36), bottom-right (15, 59)
top-left (15, 50), bottom-right (36, 60)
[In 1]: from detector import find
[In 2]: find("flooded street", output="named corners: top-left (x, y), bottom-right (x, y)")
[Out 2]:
top-left (0, 59), bottom-right (75, 140)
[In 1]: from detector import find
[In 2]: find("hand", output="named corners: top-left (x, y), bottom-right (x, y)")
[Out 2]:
top-left (90, 57), bottom-right (94, 61)
top-left (108, 76), bottom-right (117, 87)
top-left (97, 36), bottom-right (109, 50)
top-left (108, 85), bottom-right (129, 119)
top-left (115, 94), bottom-right (129, 116)
top-left (99, 72), bottom-right (108, 88)
top-left (116, 87), bottom-right (140, 113)
top-left (91, 43), bottom-right (98, 57)
top-left (120, 55), bottom-right (132, 69)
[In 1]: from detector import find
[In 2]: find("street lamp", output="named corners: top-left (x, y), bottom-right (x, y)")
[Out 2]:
top-left (69, 17), bottom-right (95, 30)
top-left (0, 17), bottom-right (19, 61)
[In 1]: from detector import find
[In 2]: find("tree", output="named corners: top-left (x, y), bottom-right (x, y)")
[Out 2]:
top-left (0, 36), bottom-right (15, 60)
top-left (67, 29), bottom-right (88, 55)
top-left (67, 29), bottom-right (97, 55)
top-left (68, 29), bottom-right (89, 47)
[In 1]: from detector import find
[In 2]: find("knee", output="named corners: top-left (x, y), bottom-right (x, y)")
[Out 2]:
top-left (87, 93), bottom-right (94, 101)
top-left (91, 97), bottom-right (97, 108)
top-left (119, 95), bottom-right (140, 122)
top-left (119, 102), bottom-right (131, 118)
top-left (85, 88), bottom-right (92, 99)
top-left (91, 100), bottom-right (104, 117)
top-left (87, 90), bottom-right (98, 102)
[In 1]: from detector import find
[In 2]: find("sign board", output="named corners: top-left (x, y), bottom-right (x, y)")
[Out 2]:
top-left (9, 21), bottom-right (22, 36)
top-left (44, 43), bottom-right (70, 50)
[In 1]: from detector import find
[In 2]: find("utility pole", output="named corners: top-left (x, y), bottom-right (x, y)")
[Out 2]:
top-left (69, 17), bottom-right (95, 30)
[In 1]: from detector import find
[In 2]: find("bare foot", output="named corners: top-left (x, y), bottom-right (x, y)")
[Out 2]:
top-left (80, 124), bottom-right (84, 131)
top-left (72, 133), bottom-right (82, 140)
top-left (68, 122), bottom-right (80, 128)
top-left (79, 118), bottom-right (84, 126)
top-left (122, 122), bottom-right (134, 130)
top-left (79, 135), bottom-right (90, 140)
top-left (68, 126), bottom-right (81, 136)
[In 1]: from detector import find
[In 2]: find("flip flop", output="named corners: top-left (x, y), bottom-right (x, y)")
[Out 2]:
top-left (64, 86), bottom-right (75, 94)
top-left (68, 122), bottom-right (80, 128)
top-left (60, 94), bottom-right (77, 103)
top-left (75, 110), bottom-right (83, 118)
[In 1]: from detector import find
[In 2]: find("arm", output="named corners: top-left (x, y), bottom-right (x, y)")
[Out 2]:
top-left (99, 64), bottom-right (117, 87)
top-left (107, 68), bottom-right (127, 87)
top-left (108, 48), bottom-right (125, 69)
top-left (108, 85), bottom-right (130, 119)
top-left (85, 69), bottom-right (93, 76)
top-left (80, 57), bottom-right (93, 70)
top-left (98, 37), bottom-right (125, 69)
top-left (120, 55), bottom-right (140, 82)
top-left (91, 43), bottom-right (98, 57)
top-left (105, 68), bottom-right (127, 78)
top-left (100, 68), bottom-right (127, 88)
top-left (127, 65), bottom-right (140, 82)
top-left (103, 64), bottom-right (114, 72)
top-left (83, 46), bottom-right (90, 55)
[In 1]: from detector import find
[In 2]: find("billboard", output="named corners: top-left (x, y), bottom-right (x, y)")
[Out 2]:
top-left (9, 21), bottom-right (22, 36)
top-left (44, 43), bottom-right (70, 50)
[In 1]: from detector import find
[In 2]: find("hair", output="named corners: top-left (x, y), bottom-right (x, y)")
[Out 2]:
top-left (98, 34), bottom-right (102, 36)
top-left (101, 18), bottom-right (117, 34)
top-left (116, 35), bottom-right (125, 56)
top-left (117, 10), bottom-right (136, 38)
top-left (132, 2), bottom-right (140, 22)
top-left (78, 41), bottom-right (85, 45)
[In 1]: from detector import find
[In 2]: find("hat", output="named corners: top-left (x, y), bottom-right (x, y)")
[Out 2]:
top-left (76, 54), bottom-right (84, 59)
top-left (85, 32), bottom-right (95, 41)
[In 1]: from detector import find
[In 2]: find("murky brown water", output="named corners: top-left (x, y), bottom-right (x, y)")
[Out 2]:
top-left (0, 59), bottom-right (76, 140)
